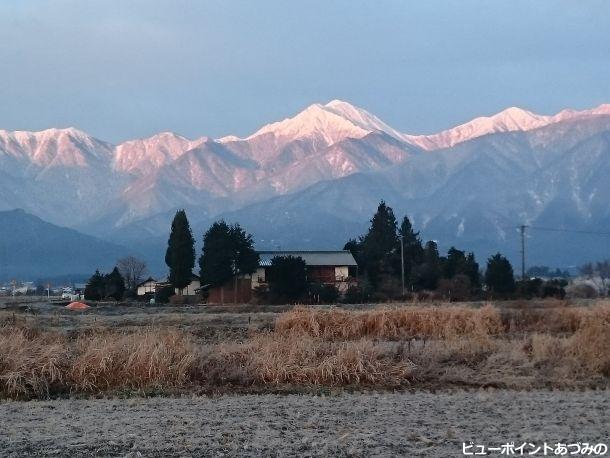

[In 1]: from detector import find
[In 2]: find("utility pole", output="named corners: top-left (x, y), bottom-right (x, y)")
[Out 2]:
top-left (400, 235), bottom-right (405, 296)
top-left (519, 225), bottom-right (527, 281)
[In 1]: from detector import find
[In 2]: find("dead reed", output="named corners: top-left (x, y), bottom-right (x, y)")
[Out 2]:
top-left (1, 302), bottom-right (608, 399)
top-left (219, 333), bottom-right (415, 386)
top-left (275, 304), bottom-right (504, 340)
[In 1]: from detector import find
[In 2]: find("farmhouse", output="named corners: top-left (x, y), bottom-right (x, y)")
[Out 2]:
top-left (136, 277), bottom-right (158, 297)
top-left (207, 250), bottom-right (358, 303)
top-left (253, 250), bottom-right (357, 290)
top-left (177, 274), bottom-right (201, 296)
top-left (136, 274), bottom-right (201, 298)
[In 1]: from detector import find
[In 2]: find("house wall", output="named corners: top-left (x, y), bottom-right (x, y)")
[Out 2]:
top-left (251, 267), bottom-right (266, 289)
top-left (137, 281), bottom-right (156, 296)
top-left (335, 266), bottom-right (349, 281)
top-left (208, 278), bottom-right (253, 304)
top-left (250, 265), bottom-right (354, 291)
top-left (176, 280), bottom-right (200, 296)
top-left (307, 266), bottom-right (335, 283)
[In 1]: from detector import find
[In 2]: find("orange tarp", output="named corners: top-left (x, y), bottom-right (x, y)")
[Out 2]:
top-left (65, 301), bottom-right (89, 310)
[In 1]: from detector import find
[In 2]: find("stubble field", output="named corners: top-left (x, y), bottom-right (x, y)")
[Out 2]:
top-left (0, 299), bottom-right (608, 456)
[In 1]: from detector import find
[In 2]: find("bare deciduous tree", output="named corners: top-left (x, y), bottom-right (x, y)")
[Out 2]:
top-left (580, 260), bottom-right (610, 296)
top-left (117, 256), bottom-right (148, 292)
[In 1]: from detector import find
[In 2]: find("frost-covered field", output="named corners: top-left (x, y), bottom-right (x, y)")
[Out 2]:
top-left (1, 390), bottom-right (607, 457)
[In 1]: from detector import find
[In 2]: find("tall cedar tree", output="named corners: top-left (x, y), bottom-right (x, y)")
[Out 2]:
top-left (268, 255), bottom-right (308, 302)
top-left (199, 221), bottom-right (259, 286)
top-left (104, 267), bottom-right (126, 301)
top-left (399, 216), bottom-right (424, 285)
top-left (417, 240), bottom-right (442, 290)
top-left (361, 201), bottom-right (399, 288)
top-left (465, 253), bottom-right (481, 288)
top-left (165, 210), bottom-right (195, 294)
top-left (485, 253), bottom-right (516, 296)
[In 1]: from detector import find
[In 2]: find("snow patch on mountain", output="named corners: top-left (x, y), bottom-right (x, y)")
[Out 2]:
top-left (113, 132), bottom-right (206, 174)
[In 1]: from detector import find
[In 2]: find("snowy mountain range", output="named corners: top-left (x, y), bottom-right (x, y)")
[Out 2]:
top-left (1, 100), bottom-right (610, 275)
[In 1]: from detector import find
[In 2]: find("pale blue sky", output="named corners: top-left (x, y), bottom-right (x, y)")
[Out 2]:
top-left (1, 0), bottom-right (609, 142)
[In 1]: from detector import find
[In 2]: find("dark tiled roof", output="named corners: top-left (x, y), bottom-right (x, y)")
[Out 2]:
top-left (257, 250), bottom-right (357, 267)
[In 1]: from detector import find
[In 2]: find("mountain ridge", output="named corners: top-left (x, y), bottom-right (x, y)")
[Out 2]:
top-left (0, 209), bottom-right (131, 280)
top-left (2, 100), bottom-right (610, 274)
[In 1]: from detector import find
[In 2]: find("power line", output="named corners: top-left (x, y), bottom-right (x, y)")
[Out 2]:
top-left (511, 223), bottom-right (610, 277)
top-left (528, 226), bottom-right (610, 237)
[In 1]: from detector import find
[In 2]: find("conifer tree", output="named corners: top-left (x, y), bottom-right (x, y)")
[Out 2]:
top-left (441, 247), bottom-right (480, 290)
top-left (465, 252), bottom-right (481, 288)
top-left (199, 221), bottom-right (259, 287)
top-left (361, 201), bottom-right (399, 288)
top-left (417, 240), bottom-right (442, 290)
top-left (398, 215), bottom-right (424, 285)
top-left (443, 247), bottom-right (466, 279)
top-left (104, 267), bottom-right (126, 301)
top-left (485, 253), bottom-right (516, 296)
top-left (84, 269), bottom-right (105, 301)
top-left (165, 209), bottom-right (195, 294)
top-left (229, 224), bottom-right (259, 278)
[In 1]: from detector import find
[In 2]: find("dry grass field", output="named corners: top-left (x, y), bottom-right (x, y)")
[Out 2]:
top-left (1, 300), bottom-right (608, 400)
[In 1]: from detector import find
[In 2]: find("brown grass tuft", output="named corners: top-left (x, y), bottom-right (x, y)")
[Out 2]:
top-left (0, 327), bottom-right (69, 398)
top-left (275, 305), bottom-right (504, 340)
top-left (226, 333), bottom-right (414, 386)
top-left (70, 329), bottom-right (197, 393)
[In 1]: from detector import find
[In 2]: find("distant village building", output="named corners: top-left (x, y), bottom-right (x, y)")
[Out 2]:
top-left (137, 277), bottom-right (158, 297)
top-left (73, 283), bottom-right (87, 294)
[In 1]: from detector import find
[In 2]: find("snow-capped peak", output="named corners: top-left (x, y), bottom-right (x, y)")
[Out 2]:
top-left (323, 99), bottom-right (407, 141)
top-left (245, 99), bottom-right (405, 148)
top-left (407, 103), bottom-right (610, 150)
top-left (246, 102), bottom-right (370, 145)
top-left (590, 103), bottom-right (610, 115)
top-left (404, 107), bottom-right (553, 150)
top-left (0, 126), bottom-right (112, 167)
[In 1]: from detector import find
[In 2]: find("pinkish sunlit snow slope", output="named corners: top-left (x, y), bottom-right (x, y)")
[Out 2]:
top-left (1, 100), bottom-right (610, 268)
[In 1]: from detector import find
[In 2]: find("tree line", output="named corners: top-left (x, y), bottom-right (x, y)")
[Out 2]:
top-left (343, 201), bottom-right (569, 301)
top-left (84, 203), bottom-right (594, 303)
top-left (164, 211), bottom-right (328, 303)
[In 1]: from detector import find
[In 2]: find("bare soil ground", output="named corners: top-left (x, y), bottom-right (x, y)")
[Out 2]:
top-left (0, 303), bottom-right (282, 342)
top-left (1, 390), bottom-right (607, 457)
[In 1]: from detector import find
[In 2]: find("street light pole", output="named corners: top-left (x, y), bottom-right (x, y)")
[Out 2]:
top-left (400, 235), bottom-right (405, 296)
